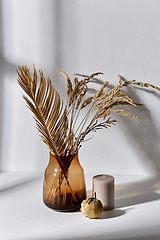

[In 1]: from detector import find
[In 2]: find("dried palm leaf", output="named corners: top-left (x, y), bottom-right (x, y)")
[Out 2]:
top-left (17, 65), bottom-right (77, 201)
top-left (17, 66), bottom-right (65, 157)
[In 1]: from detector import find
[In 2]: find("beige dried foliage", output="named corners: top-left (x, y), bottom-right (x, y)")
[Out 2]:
top-left (76, 87), bottom-right (89, 110)
top-left (17, 66), bottom-right (160, 159)
top-left (117, 90), bottom-right (134, 102)
top-left (121, 80), bottom-right (160, 91)
top-left (69, 79), bottom-right (85, 106)
top-left (93, 81), bottom-right (108, 103)
top-left (84, 72), bottom-right (103, 83)
top-left (81, 97), bottom-right (93, 109)
top-left (54, 70), bottom-right (73, 97)
top-left (74, 77), bottom-right (78, 85)
top-left (96, 109), bottom-right (142, 120)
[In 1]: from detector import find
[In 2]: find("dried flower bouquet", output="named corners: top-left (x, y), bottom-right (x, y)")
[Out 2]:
top-left (17, 65), bottom-right (160, 206)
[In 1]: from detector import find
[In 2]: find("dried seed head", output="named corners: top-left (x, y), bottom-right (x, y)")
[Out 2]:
top-left (74, 77), bottom-right (78, 85)
top-left (54, 70), bottom-right (73, 97)
top-left (93, 81), bottom-right (108, 103)
top-left (84, 72), bottom-right (104, 83)
top-left (76, 87), bottom-right (89, 110)
top-left (96, 109), bottom-right (142, 120)
top-left (69, 80), bottom-right (87, 106)
top-left (81, 97), bottom-right (93, 109)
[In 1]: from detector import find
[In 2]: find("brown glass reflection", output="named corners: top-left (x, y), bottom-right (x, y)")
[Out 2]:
top-left (43, 153), bottom-right (86, 211)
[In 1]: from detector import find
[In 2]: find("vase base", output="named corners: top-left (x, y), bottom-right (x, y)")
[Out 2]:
top-left (43, 198), bottom-right (81, 212)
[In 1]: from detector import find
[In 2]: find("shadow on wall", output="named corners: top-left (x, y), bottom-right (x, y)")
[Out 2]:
top-left (118, 76), bottom-right (160, 175)
top-left (0, 0), bottom-right (62, 171)
top-left (0, 0), bottom-right (18, 170)
top-left (0, 57), bottom-right (20, 171)
top-left (0, 0), bottom-right (3, 170)
top-left (76, 73), bottom-right (160, 176)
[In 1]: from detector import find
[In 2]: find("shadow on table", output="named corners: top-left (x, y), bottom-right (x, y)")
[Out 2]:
top-left (0, 173), bottom-right (42, 196)
top-left (79, 177), bottom-right (160, 218)
top-left (98, 208), bottom-right (126, 219)
top-left (60, 234), bottom-right (160, 240)
top-left (15, 233), bottom-right (160, 240)
top-left (64, 177), bottom-right (160, 219)
top-left (115, 177), bottom-right (160, 208)
top-left (5, 176), bottom-right (160, 240)
top-left (71, 205), bottom-right (126, 219)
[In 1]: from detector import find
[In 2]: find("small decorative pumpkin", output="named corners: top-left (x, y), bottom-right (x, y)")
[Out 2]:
top-left (81, 196), bottom-right (103, 219)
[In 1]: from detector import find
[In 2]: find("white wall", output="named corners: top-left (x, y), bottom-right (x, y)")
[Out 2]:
top-left (0, 0), bottom-right (160, 176)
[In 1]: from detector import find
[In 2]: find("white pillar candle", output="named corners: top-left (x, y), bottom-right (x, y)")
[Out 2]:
top-left (92, 174), bottom-right (114, 211)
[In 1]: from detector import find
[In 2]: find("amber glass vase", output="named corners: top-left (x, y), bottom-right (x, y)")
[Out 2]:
top-left (43, 153), bottom-right (86, 211)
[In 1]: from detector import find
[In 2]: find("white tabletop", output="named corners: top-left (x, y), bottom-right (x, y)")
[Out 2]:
top-left (1, 172), bottom-right (160, 240)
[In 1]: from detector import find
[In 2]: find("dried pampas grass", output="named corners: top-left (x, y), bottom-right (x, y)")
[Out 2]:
top-left (17, 65), bottom-right (160, 159)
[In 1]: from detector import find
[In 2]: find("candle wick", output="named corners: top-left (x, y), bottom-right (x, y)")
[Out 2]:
top-left (94, 192), bottom-right (96, 199)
